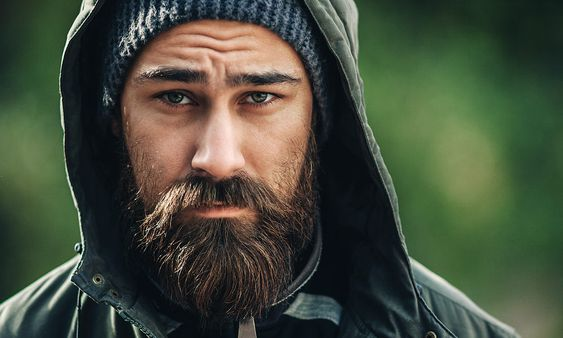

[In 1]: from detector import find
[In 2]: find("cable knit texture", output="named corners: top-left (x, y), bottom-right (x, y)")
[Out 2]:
top-left (101, 0), bottom-right (332, 140)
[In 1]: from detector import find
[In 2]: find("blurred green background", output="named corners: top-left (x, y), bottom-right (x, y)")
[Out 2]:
top-left (0, 1), bottom-right (561, 337)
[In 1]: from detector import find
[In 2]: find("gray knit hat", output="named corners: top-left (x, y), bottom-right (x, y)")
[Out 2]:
top-left (101, 0), bottom-right (332, 141)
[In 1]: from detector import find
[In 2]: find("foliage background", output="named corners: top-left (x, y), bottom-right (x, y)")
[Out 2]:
top-left (0, 1), bottom-right (561, 337)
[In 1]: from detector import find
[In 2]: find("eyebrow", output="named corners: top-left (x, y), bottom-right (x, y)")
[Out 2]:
top-left (227, 72), bottom-right (301, 86)
top-left (135, 67), bottom-right (301, 87)
top-left (135, 68), bottom-right (208, 84)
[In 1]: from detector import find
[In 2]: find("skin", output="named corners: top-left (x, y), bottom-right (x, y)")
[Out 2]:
top-left (120, 20), bottom-right (314, 220)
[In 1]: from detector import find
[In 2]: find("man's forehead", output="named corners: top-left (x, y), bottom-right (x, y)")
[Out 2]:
top-left (139, 19), bottom-right (300, 58)
top-left (166, 19), bottom-right (299, 46)
top-left (127, 20), bottom-right (307, 86)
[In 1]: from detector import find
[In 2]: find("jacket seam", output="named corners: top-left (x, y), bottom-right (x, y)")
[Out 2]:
top-left (347, 307), bottom-right (374, 338)
top-left (417, 282), bottom-right (518, 338)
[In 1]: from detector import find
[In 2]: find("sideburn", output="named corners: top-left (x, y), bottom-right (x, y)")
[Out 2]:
top-left (119, 134), bottom-right (318, 322)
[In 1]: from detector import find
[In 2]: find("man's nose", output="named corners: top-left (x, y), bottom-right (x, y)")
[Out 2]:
top-left (191, 111), bottom-right (245, 179)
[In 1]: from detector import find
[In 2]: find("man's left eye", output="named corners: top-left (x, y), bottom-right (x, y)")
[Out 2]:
top-left (160, 92), bottom-right (192, 105)
top-left (244, 92), bottom-right (276, 105)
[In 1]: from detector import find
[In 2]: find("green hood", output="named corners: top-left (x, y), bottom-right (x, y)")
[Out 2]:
top-left (59, 1), bottom-right (517, 337)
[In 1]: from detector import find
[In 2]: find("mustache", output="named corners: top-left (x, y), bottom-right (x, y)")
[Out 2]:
top-left (136, 172), bottom-right (290, 248)
top-left (147, 172), bottom-right (288, 212)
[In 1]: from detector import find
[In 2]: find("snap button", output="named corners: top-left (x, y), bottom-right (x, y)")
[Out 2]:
top-left (425, 331), bottom-right (437, 338)
top-left (73, 242), bottom-right (83, 254)
top-left (92, 273), bottom-right (105, 286)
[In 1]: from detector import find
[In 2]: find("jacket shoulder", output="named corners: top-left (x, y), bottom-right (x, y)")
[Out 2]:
top-left (0, 256), bottom-right (81, 338)
top-left (410, 258), bottom-right (520, 338)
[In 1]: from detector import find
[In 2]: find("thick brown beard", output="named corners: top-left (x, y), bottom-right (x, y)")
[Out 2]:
top-left (120, 136), bottom-right (317, 322)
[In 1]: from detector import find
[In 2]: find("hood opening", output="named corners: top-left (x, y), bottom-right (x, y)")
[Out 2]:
top-left (61, 0), bottom-right (435, 336)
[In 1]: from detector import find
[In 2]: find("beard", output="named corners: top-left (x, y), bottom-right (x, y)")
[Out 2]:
top-left (119, 135), bottom-right (318, 322)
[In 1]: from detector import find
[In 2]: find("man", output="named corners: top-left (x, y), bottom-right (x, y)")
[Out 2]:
top-left (0, 0), bottom-right (519, 337)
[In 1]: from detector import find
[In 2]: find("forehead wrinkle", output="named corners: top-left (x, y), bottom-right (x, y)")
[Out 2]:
top-left (166, 19), bottom-right (262, 41)
top-left (144, 41), bottom-right (254, 81)
top-left (161, 30), bottom-right (257, 54)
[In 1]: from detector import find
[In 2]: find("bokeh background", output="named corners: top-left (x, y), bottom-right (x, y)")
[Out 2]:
top-left (1, 1), bottom-right (561, 337)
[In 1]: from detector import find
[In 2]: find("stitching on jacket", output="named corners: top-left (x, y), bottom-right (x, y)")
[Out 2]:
top-left (417, 282), bottom-right (519, 338)
top-left (283, 293), bottom-right (342, 325)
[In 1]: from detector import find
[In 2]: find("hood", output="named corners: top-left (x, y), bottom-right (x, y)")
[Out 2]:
top-left (61, 0), bottom-right (455, 337)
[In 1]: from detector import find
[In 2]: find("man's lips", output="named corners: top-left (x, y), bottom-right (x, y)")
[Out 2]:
top-left (191, 203), bottom-right (251, 218)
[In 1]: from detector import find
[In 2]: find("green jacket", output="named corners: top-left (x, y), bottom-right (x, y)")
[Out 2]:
top-left (0, 0), bottom-right (519, 337)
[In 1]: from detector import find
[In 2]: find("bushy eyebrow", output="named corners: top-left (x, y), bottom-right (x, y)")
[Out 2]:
top-left (134, 67), bottom-right (301, 87)
top-left (135, 68), bottom-right (208, 84)
top-left (227, 72), bottom-right (301, 86)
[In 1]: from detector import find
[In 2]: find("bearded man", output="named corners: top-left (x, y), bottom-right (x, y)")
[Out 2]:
top-left (0, 0), bottom-right (519, 337)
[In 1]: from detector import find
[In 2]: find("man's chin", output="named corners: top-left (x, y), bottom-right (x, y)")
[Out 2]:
top-left (138, 215), bottom-right (294, 321)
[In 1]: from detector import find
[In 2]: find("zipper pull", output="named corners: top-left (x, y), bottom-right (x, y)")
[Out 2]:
top-left (237, 317), bottom-right (256, 338)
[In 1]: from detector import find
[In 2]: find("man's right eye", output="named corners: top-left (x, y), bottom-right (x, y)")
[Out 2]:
top-left (159, 92), bottom-right (193, 105)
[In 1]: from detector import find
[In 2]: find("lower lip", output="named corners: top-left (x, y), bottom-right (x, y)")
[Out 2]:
top-left (193, 206), bottom-right (249, 218)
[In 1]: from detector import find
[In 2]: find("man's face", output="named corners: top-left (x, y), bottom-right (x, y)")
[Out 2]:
top-left (120, 20), bottom-right (316, 320)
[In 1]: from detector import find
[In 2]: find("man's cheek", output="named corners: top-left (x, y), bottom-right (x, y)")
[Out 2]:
top-left (127, 145), bottom-right (161, 207)
top-left (277, 144), bottom-right (308, 193)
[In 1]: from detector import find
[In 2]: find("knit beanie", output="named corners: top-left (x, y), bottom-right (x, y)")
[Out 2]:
top-left (101, 0), bottom-right (332, 142)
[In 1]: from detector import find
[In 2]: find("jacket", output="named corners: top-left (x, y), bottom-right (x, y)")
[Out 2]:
top-left (0, 0), bottom-right (520, 337)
